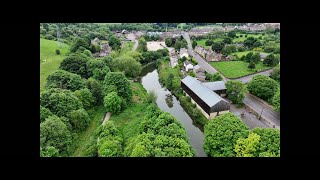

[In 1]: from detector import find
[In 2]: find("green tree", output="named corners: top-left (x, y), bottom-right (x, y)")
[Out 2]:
top-left (45, 70), bottom-right (86, 91)
top-left (92, 67), bottom-right (110, 81)
top-left (245, 52), bottom-right (254, 62)
top-left (83, 49), bottom-right (92, 57)
top-left (146, 90), bottom-right (157, 103)
top-left (104, 92), bottom-right (122, 114)
top-left (108, 35), bottom-right (121, 51)
top-left (40, 106), bottom-right (53, 123)
top-left (248, 61), bottom-right (256, 69)
top-left (212, 42), bottom-right (224, 52)
top-left (237, 46), bottom-right (245, 52)
top-left (227, 31), bottom-right (237, 38)
top-left (125, 51), bottom-right (143, 62)
top-left (86, 78), bottom-right (103, 105)
top-left (137, 37), bottom-right (147, 52)
top-left (40, 88), bottom-right (83, 117)
top-left (205, 39), bottom-right (213, 46)
top-left (272, 91), bottom-right (280, 112)
top-left (192, 40), bottom-right (197, 49)
top-left (223, 37), bottom-right (232, 44)
top-left (98, 138), bottom-right (123, 157)
top-left (74, 88), bottom-right (95, 110)
top-left (247, 75), bottom-right (278, 101)
top-left (251, 128), bottom-right (280, 157)
top-left (270, 65), bottom-right (280, 81)
top-left (70, 37), bottom-right (89, 53)
top-left (55, 49), bottom-right (60, 55)
top-left (40, 115), bottom-right (72, 154)
top-left (166, 73), bottom-right (174, 90)
top-left (103, 72), bottom-right (132, 102)
top-left (40, 146), bottom-right (60, 157)
top-left (68, 108), bottom-right (90, 131)
top-left (205, 72), bottom-right (223, 82)
top-left (60, 53), bottom-right (91, 78)
top-left (174, 40), bottom-right (181, 50)
top-left (112, 56), bottom-right (142, 78)
top-left (86, 59), bottom-right (107, 77)
top-left (244, 37), bottom-right (257, 48)
top-left (165, 37), bottom-right (172, 47)
top-left (263, 54), bottom-right (279, 66)
top-left (204, 112), bottom-right (249, 157)
top-left (251, 53), bottom-right (261, 63)
top-left (234, 132), bottom-right (261, 157)
top-left (226, 80), bottom-right (246, 104)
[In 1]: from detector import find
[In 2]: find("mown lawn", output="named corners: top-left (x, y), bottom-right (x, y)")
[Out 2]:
top-left (40, 38), bottom-right (69, 92)
top-left (210, 61), bottom-right (271, 78)
top-left (71, 106), bottom-right (105, 157)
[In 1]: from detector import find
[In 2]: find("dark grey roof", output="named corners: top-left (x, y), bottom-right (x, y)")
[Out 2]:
top-left (181, 76), bottom-right (228, 107)
top-left (202, 81), bottom-right (226, 91)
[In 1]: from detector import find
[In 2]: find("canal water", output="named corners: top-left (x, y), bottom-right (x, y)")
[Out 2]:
top-left (139, 63), bottom-right (206, 157)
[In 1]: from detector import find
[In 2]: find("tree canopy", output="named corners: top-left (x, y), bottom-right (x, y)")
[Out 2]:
top-left (73, 88), bottom-right (95, 110)
top-left (60, 53), bottom-right (91, 78)
top-left (204, 112), bottom-right (249, 157)
top-left (104, 92), bottom-right (122, 114)
top-left (226, 80), bottom-right (246, 104)
top-left (247, 75), bottom-right (278, 101)
top-left (112, 56), bottom-right (142, 78)
top-left (103, 72), bottom-right (132, 102)
top-left (46, 70), bottom-right (86, 91)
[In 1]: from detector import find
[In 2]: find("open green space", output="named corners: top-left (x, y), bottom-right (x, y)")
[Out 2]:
top-left (196, 38), bottom-right (223, 49)
top-left (233, 33), bottom-right (268, 42)
top-left (210, 61), bottom-right (271, 78)
top-left (231, 51), bottom-right (270, 58)
top-left (40, 38), bottom-right (70, 92)
top-left (71, 106), bottom-right (105, 157)
top-left (120, 41), bottom-right (134, 55)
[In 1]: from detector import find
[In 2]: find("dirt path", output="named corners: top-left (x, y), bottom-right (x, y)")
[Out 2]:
top-left (102, 112), bottom-right (111, 125)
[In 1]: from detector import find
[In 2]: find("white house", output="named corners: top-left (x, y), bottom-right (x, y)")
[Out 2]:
top-left (184, 60), bottom-right (194, 72)
top-left (180, 48), bottom-right (189, 58)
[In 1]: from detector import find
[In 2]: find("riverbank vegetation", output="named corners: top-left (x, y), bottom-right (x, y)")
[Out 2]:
top-left (157, 59), bottom-right (208, 127)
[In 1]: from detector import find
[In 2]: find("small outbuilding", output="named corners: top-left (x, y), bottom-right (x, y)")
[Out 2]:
top-left (184, 61), bottom-right (194, 72)
top-left (202, 81), bottom-right (227, 97)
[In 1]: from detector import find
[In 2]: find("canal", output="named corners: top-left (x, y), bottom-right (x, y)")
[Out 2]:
top-left (139, 63), bottom-right (207, 157)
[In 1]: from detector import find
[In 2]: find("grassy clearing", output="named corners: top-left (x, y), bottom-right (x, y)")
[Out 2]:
top-left (71, 106), bottom-right (105, 157)
top-left (40, 38), bottom-right (70, 92)
top-left (210, 61), bottom-right (271, 78)
top-left (109, 82), bottom-right (149, 143)
top-left (120, 41), bottom-right (134, 55)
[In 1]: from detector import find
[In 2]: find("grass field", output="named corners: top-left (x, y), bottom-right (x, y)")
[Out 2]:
top-left (233, 33), bottom-right (268, 42)
top-left (120, 41), bottom-right (134, 55)
top-left (232, 51), bottom-right (270, 58)
top-left (196, 38), bottom-right (223, 49)
top-left (109, 82), bottom-right (149, 143)
top-left (71, 106), bottom-right (105, 157)
top-left (210, 61), bottom-right (271, 78)
top-left (40, 38), bottom-right (69, 92)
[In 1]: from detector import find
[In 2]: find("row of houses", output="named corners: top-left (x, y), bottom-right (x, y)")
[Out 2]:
top-left (194, 45), bottom-right (224, 62)
top-left (181, 76), bottom-right (230, 119)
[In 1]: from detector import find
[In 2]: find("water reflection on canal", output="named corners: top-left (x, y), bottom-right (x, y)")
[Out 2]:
top-left (140, 63), bottom-right (206, 157)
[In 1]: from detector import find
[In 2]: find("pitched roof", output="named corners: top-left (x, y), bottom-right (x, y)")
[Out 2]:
top-left (202, 81), bottom-right (226, 91)
top-left (181, 76), bottom-right (228, 107)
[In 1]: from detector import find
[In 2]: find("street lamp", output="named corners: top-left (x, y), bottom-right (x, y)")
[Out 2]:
top-left (259, 107), bottom-right (264, 120)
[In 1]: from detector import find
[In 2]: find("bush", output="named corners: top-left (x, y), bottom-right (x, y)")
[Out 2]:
top-left (56, 49), bottom-right (60, 55)
top-left (147, 90), bottom-right (157, 103)
top-left (247, 75), bottom-right (278, 101)
top-left (205, 39), bottom-right (213, 46)
top-left (104, 92), bottom-right (122, 114)
top-left (40, 106), bottom-right (53, 123)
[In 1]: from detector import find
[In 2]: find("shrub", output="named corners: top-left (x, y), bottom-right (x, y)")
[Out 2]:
top-left (56, 49), bottom-right (60, 55)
